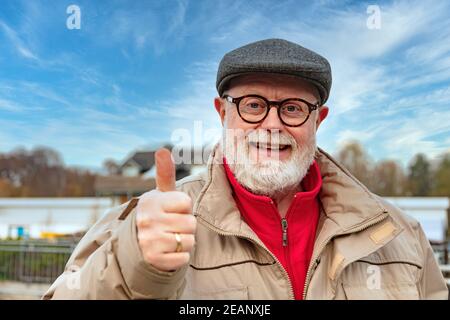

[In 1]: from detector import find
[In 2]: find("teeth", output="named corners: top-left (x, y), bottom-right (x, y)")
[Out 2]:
top-left (251, 142), bottom-right (289, 150)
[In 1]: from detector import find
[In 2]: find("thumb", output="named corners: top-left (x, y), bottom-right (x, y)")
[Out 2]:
top-left (155, 148), bottom-right (176, 192)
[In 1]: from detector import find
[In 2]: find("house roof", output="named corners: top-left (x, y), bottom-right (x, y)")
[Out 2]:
top-left (128, 151), bottom-right (156, 171)
top-left (120, 144), bottom-right (212, 172)
top-left (120, 143), bottom-right (173, 172)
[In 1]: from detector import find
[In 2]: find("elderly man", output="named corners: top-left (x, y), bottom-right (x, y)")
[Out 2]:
top-left (44, 39), bottom-right (448, 300)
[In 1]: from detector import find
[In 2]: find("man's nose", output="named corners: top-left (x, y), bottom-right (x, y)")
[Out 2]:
top-left (260, 106), bottom-right (284, 130)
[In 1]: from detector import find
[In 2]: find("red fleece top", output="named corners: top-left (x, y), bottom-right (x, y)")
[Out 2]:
top-left (223, 158), bottom-right (322, 299)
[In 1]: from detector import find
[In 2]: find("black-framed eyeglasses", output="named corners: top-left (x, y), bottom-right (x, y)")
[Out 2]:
top-left (222, 94), bottom-right (320, 127)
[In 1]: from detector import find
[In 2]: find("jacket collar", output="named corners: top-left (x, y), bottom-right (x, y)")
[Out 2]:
top-left (315, 147), bottom-right (389, 231)
top-left (222, 156), bottom-right (322, 205)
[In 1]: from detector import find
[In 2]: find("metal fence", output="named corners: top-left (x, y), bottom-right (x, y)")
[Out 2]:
top-left (0, 240), bottom-right (77, 284)
top-left (431, 241), bottom-right (449, 265)
top-left (0, 239), bottom-right (449, 286)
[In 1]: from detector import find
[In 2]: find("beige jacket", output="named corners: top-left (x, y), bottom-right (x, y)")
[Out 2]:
top-left (43, 146), bottom-right (448, 300)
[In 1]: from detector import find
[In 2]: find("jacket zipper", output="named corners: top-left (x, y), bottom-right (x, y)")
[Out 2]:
top-left (280, 216), bottom-right (296, 298)
top-left (270, 199), bottom-right (296, 298)
top-left (302, 211), bottom-right (389, 299)
top-left (197, 216), bottom-right (296, 300)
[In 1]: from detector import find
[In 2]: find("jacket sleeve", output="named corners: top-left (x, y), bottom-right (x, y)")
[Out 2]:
top-left (42, 201), bottom-right (188, 300)
top-left (415, 222), bottom-right (449, 300)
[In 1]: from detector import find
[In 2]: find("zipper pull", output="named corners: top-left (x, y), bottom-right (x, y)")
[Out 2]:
top-left (313, 257), bottom-right (321, 271)
top-left (281, 218), bottom-right (288, 247)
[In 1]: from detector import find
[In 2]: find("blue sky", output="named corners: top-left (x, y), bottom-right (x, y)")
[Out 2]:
top-left (0, 0), bottom-right (449, 169)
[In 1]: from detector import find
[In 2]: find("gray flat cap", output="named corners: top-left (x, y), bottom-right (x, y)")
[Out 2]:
top-left (216, 38), bottom-right (332, 104)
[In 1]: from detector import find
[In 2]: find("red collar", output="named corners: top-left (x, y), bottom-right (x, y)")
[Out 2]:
top-left (223, 157), bottom-right (322, 207)
top-left (222, 157), bottom-right (322, 300)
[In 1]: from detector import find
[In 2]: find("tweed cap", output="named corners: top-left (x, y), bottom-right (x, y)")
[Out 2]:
top-left (216, 38), bottom-right (332, 104)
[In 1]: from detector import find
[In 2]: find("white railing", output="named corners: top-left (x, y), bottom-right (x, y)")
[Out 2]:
top-left (385, 197), bottom-right (449, 242)
top-left (0, 197), bottom-right (448, 241)
top-left (0, 197), bottom-right (116, 239)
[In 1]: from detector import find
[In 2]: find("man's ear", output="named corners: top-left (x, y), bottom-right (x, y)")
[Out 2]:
top-left (214, 97), bottom-right (226, 125)
top-left (315, 105), bottom-right (329, 131)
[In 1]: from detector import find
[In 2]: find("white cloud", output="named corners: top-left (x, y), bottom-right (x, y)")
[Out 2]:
top-left (170, 0), bottom-right (450, 165)
top-left (0, 98), bottom-right (25, 112)
top-left (0, 20), bottom-right (39, 60)
top-left (87, 0), bottom-right (189, 54)
top-left (1, 0), bottom-right (449, 168)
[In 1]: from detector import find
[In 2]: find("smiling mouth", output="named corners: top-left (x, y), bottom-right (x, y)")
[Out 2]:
top-left (249, 142), bottom-right (291, 151)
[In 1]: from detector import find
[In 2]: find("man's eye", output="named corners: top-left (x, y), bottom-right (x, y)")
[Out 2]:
top-left (243, 101), bottom-right (264, 110)
top-left (285, 105), bottom-right (300, 112)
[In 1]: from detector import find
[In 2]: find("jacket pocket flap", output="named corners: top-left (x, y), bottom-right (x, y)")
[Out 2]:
top-left (181, 286), bottom-right (249, 300)
top-left (343, 283), bottom-right (419, 300)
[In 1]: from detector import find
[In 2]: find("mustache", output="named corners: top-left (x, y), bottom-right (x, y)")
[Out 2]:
top-left (245, 130), bottom-right (297, 147)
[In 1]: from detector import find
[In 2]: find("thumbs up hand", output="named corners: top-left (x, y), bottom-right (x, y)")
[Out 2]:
top-left (135, 148), bottom-right (196, 272)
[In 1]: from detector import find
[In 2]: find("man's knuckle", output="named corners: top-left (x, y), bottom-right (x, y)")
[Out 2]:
top-left (178, 215), bottom-right (195, 232)
top-left (180, 252), bottom-right (190, 264)
top-left (139, 229), bottom-right (165, 247)
top-left (176, 193), bottom-right (192, 210)
top-left (188, 215), bottom-right (197, 232)
top-left (160, 214), bottom-right (175, 226)
top-left (137, 191), bottom-right (163, 210)
top-left (135, 215), bottom-right (148, 228)
top-left (184, 235), bottom-right (195, 249)
top-left (137, 213), bottom-right (162, 230)
top-left (137, 231), bottom-right (147, 244)
top-left (187, 234), bottom-right (195, 244)
top-left (144, 251), bottom-right (157, 264)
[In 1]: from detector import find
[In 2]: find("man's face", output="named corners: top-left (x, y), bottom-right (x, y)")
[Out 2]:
top-left (215, 73), bottom-right (328, 197)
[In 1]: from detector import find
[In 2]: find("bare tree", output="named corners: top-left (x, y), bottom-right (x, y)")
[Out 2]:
top-left (102, 159), bottom-right (120, 175)
top-left (432, 153), bottom-right (450, 197)
top-left (372, 160), bottom-right (406, 196)
top-left (0, 147), bottom-right (95, 197)
top-left (336, 141), bottom-right (374, 190)
top-left (407, 154), bottom-right (431, 196)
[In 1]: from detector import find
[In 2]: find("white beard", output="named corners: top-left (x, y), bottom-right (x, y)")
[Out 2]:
top-left (221, 127), bottom-right (317, 197)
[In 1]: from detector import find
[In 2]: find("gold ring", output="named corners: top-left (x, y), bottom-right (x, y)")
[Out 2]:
top-left (174, 232), bottom-right (183, 253)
